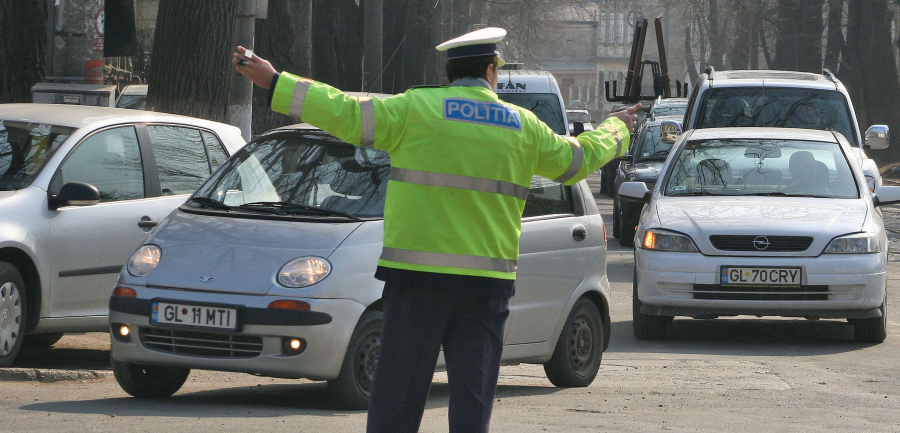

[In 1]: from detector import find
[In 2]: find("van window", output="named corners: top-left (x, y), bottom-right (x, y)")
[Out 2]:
top-left (498, 93), bottom-right (567, 135)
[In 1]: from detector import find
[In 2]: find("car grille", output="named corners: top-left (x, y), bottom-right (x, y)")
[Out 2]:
top-left (140, 327), bottom-right (263, 359)
top-left (709, 235), bottom-right (813, 252)
top-left (692, 284), bottom-right (829, 301)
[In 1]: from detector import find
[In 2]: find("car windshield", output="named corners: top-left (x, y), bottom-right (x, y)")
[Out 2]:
top-left (0, 120), bottom-right (76, 191)
top-left (635, 125), bottom-right (673, 162)
top-left (652, 105), bottom-right (686, 117)
top-left (696, 88), bottom-right (857, 144)
top-left (191, 130), bottom-right (390, 218)
top-left (664, 139), bottom-right (859, 199)
top-left (116, 95), bottom-right (147, 110)
top-left (567, 112), bottom-right (591, 123)
top-left (498, 93), bottom-right (566, 135)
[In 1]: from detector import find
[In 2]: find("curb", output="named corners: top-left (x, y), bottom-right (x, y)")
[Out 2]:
top-left (0, 368), bottom-right (111, 383)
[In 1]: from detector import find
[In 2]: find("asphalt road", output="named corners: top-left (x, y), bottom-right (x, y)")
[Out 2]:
top-left (2, 174), bottom-right (899, 432)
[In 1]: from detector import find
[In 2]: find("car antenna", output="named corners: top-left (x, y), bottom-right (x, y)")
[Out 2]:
top-left (367, 34), bottom-right (408, 95)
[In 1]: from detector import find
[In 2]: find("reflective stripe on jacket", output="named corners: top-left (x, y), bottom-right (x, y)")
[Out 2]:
top-left (271, 72), bottom-right (630, 280)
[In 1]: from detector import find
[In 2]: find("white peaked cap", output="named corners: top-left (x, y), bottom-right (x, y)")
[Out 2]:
top-left (436, 27), bottom-right (507, 67)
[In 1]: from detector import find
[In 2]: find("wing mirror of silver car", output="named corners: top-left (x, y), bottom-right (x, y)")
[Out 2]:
top-left (865, 125), bottom-right (890, 150)
top-left (49, 181), bottom-right (100, 210)
top-left (660, 120), bottom-right (683, 144)
top-left (618, 181), bottom-right (651, 204)
top-left (874, 185), bottom-right (900, 207)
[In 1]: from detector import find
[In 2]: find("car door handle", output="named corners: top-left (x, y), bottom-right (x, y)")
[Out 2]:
top-left (572, 226), bottom-right (587, 242)
top-left (137, 217), bottom-right (158, 229)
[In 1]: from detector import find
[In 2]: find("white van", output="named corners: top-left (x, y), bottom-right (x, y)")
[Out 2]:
top-left (495, 70), bottom-right (570, 136)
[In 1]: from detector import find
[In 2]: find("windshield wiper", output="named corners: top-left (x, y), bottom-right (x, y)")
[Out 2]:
top-left (239, 201), bottom-right (361, 220)
top-left (187, 196), bottom-right (231, 210)
top-left (741, 192), bottom-right (829, 198)
top-left (669, 190), bottom-right (718, 196)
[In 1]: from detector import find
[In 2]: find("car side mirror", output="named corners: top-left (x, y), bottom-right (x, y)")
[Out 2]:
top-left (865, 125), bottom-right (889, 150)
top-left (49, 181), bottom-right (100, 210)
top-left (874, 185), bottom-right (900, 206)
top-left (572, 121), bottom-right (585, 137)
top-left (618, 181), bottom-right (651, 204)
top-left (660, 120), bottom-right (682, 144)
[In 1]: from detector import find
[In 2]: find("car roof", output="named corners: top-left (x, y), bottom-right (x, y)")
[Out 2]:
top-left (653, 98), bottom-right (687, 106)
top-left (0, 103), bottom-right (233, 130)
top-left (120, 85), bottom-right (148, 95)
top-left (708, 70), bottom-right (837, 91)
top-left (687, 127), bottom-right (839, 142)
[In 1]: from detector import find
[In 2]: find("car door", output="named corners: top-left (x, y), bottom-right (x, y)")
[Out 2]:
top-left (505, 177), bottom-right (593, 345)
top-left (48, 125), bottom-right (159, 318)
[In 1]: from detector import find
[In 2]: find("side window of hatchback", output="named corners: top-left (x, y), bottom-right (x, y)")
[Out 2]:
top-left (56, 126), bottom-right (144, 202)
top-left (522, 176), bottom-right (574, 218)
top-left (147, 126), bottom-right (211, 195)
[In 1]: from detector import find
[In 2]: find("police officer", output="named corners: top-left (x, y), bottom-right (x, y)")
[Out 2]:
top-left (234, 27), bottom-right (639, 433)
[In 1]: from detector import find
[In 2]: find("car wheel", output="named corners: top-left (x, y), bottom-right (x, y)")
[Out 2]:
top-left (111, 357), bottom-right (190, 398)
top-left (633, 270), bottom-right (669, 340)
top-left (612, 198), bottom-right (621, 239)
top-left (543, 298), bottom-right (603, 387)
top-left (23, 333), bottom-right (64, 348)
top-left (328, 310), bottom-right (382, 410)
top-left (618, 208), bottom-right (636, 247)
top-left (854, 296), bottom-right (887, 343)
top-left (0, 262), bottom-right (26, 367)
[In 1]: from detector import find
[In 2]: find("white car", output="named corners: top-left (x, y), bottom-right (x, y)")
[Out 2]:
top-left (0, 104), bottom-right (245, 366)
top-left (619, 127), bottom-right (900, 342)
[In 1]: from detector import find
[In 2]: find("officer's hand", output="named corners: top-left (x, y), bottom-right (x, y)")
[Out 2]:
top-left (607, 103), bottom-right (642, 133)
top-left (232, 46), bottom-right (278, 89)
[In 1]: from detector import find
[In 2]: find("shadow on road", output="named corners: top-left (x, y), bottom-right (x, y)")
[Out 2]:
top-left (19, 382), bottom-right (561, 417)
top-left (605, 317), bottom-right (877, 357)
top-left (11, 346), bottom-right (111, 371)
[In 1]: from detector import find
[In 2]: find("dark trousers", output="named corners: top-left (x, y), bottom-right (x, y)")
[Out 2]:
top-left (366, 282), bottom-right (510, 433)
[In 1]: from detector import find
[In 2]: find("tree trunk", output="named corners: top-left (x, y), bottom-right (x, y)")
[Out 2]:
top-left (729, 1), bottom-right (753, 69)
top-left (823, 0), bottom-right (844, 73)
top-left (362, 0), bottom-right (383, 92)
top-left (312, 0), bottom-right (362, 90)
top-left (146, 0), bottom-right (237, 121)
top-left (840, 0), bottom-right (900, 162)
top-left (773, 0), bottom-right (798, 70)
top-left (796, 0), bottom-right (825, 73)
top-left (706, 0), bottom-right (726, 70)
top-left (685, 25), bottom-right (699, 84)
top-left (252, 0), bottom-right (312, 134)
top-left (0, 0), bottom-right (47, 103)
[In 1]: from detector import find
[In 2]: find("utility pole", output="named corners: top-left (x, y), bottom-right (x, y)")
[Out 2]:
top-left (363, 0), bottom-right (383, 92)
top-left (228, 0), bottom-right (256, 140)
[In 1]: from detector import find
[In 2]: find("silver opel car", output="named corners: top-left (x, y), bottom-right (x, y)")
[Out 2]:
top-left (109, 124), bottom-right (613, 409)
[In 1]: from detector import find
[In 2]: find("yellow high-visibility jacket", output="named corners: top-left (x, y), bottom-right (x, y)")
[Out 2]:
top-left (271, 73), bottom-right (629, 281)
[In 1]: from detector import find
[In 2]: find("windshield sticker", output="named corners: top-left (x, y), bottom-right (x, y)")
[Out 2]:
top-left (443, 98), bottom-right (522, 131)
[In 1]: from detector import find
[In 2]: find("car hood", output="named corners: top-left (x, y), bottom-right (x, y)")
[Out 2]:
top-left (655, 196), bottom-right (868, 255)
top-left (144, 210), bottom-right (363, 294)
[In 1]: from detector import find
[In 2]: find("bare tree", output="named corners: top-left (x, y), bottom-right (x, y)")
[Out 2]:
top-left (0, 0), bottom-right (47, 103)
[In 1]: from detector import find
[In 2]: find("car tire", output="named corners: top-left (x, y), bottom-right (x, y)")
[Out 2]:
top-left (633, 270), bottom-right (669, 340)
top-left (612, 198), bottom-right (621, 239)
top-left (328, 310), bottom-right (382, 410)
top-left (543, 298), bottom-right (603, 387)
top-left (618, 207), bottom-right (636, 247)
top-left (23, 333), bottom-right (64, 348)
top-left (111, 357), bottom-right (190, 398)
top-left (0, 262), bottom-right (26, 368)
top-left (854, 296), bottom-right (887, 343)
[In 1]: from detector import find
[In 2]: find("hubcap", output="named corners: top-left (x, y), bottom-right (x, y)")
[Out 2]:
top-left (0, 282), bottom-right (22, 356)
top-left (354, 330), bottom-right (381, 395)
top-left (568, 315), bottom-right (594, 373)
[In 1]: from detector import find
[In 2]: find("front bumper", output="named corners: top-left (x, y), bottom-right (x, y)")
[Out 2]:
top-left (109, 285), bottom-right (365, 380)
top-left (635, 249), bottom-right (886, 319)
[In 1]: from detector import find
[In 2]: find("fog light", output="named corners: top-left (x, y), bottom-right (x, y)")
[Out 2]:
top-left (111, 323), bottom-right (132, 343)
top-left (281, 337), bottom-right (306, 356)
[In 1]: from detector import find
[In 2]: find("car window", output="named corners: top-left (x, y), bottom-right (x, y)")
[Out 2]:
top-left (201, 131), bottom-right (228, 169)
top-left (664, 139), bottom-right (858, 199)
top-left (522, 177), bottom-right (573, 218)
top-left (0, 120), bottom-right (75, 191)
top-left (57, 126), bottom-right (144, 202)
top-left (635, 125), bottom-right (672, 162)
top-left (116, 95), bottom-right (146, 110)
top-left (498, 93), bottom-right (566, 135)
top-left (695, 88), bottom-right (857, 145)
top-left (651, 105), bottom-right (686, 118)
top-left (148, 126), bottom-right (211, 195)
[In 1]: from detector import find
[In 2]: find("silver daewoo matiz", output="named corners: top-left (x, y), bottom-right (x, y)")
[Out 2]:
top-left (109, 124), bottom-right (613, 409)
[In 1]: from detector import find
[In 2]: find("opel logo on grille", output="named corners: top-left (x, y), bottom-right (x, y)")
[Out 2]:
top-left (753, 236), bottom-right (771, 250)
top-left (199, 276), bottom-right (215, 283)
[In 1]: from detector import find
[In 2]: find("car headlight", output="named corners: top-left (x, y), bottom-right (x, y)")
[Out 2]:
top-left (127, 245), bottom-right (161, 276)
top-left (641, 229), bottom-right (699, 252)
top-left (278, 257), bottom-right (331, 288)
top-left (823, 233), bottom-right (881, 254)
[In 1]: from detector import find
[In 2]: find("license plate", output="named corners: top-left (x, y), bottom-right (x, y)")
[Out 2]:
top-left (720, 267), bottom-right (802, 286)
top-left (151, 301), bottom-right (239, 330)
